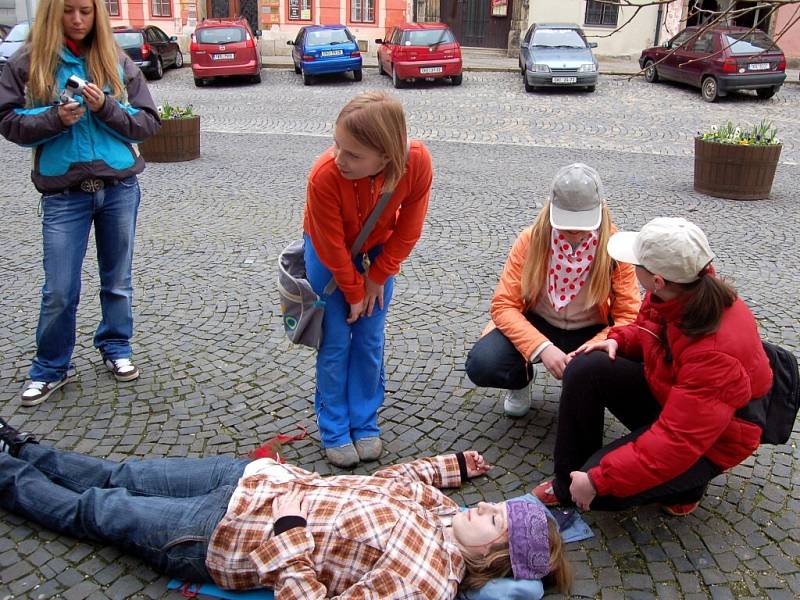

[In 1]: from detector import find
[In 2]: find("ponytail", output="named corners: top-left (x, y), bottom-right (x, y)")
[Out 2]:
top-left (542, 518), bottom-right (572, 594)
top-left (677, 275), bottom-right (737, 337)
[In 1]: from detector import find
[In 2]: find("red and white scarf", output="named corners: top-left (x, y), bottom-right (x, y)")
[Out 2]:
top-left (547, 229), bottom-right (599, 311)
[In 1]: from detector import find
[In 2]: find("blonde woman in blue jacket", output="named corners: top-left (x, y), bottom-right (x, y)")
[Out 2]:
top-left (0, 0), bottom-right (160, 406)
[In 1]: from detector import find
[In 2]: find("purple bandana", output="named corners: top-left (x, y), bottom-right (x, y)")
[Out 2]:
top-left (507, 498), bottom-right (549, 580)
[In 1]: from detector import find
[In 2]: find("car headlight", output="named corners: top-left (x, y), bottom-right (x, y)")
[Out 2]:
top-left (530, 64), bottom-right (550, 73)
top-left (578, 63), bottom-right (597, 73)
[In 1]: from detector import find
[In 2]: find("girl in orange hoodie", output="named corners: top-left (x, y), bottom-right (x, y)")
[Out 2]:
top-left (302, 92), bottom-right (432, 467)
top-left (465, 164), bottom-right (640, 417)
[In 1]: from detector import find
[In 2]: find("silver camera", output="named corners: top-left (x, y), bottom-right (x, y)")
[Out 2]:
top-left (59, 75), bottom-right (88, 103)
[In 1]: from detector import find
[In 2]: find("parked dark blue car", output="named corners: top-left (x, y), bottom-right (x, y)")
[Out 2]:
top-left (288, 25), bottom-right (362, 86)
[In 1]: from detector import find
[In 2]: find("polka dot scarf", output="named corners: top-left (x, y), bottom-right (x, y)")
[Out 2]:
top-left (547, 229), bottom-right (599, 311)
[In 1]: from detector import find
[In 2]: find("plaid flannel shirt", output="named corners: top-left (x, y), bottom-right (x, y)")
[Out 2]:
top-left (206, 454), bottom-right (467, 599)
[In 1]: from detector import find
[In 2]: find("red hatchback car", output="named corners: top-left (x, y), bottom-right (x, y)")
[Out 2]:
top-left (376, 23), bottom-right (462, 88)
top-left (190, 18), bottom-right (262, 86)
top-left (639, 26), bottom-right (786, 102)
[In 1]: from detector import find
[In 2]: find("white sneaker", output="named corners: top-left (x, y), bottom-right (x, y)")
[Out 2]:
top-left (104, 358), bottom-right (140, 382)
top-left (503, 383), bottom-right (531, 417)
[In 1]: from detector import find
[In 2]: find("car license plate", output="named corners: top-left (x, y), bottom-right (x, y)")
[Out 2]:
top-left (552, 76), bottom-right (577, 84)
top-left (320, 50), bottom-right (343, 57)
top-left (212, 53), bottom-right (235, 60)
top-left (420, 66), bottom-right (443, 74)
top-left (748, 63), bottom-right (769, 71)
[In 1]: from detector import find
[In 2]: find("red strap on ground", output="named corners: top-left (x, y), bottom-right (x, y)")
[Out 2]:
top-left (247, 424), bottom-right (308, 462)
top-left (180, 582), bottom-right (200, 597)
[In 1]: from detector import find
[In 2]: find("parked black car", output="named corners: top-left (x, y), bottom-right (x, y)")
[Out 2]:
top-left (113, 25), bottom-right (183, 80)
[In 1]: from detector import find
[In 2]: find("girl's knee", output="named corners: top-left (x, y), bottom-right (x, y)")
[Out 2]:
top-left (563, 351), bottom-right (613, 382)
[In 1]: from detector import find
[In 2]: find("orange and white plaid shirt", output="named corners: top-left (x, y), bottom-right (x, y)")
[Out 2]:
top-left (206, 454), bottom-right (467, 599)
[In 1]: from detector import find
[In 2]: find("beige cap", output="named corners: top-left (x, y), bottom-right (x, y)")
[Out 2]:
top-left (607, 217), bottom-right (715, 284)
top-left (549, 163), bottom-right (603, 231)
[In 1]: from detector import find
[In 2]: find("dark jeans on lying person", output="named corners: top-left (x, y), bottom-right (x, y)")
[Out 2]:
top-left (0, 444), bottom-right (250, 582)
top-left (465, 312), bottom-right (604, 390)
top-left (552, 351), bottom-right (723, 510)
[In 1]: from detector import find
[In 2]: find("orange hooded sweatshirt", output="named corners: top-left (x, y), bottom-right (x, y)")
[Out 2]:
top-left (303, 141), bottom-right (432, 305)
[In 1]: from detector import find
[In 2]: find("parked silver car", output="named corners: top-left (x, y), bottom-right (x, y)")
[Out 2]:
top-left (519, 23), bottom-right (598, 93)
top-left (0, 22), bottom-right (30, 75)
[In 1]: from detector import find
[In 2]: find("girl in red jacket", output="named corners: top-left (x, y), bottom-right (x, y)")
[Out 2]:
top-left (533, 217), bottom-right (772, 515)
top-left (302, 92), bottom-right (432, 468)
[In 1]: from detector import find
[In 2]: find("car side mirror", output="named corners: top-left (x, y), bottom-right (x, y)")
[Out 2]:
top-left (589, 42), bottom-right (598, 48)
top-left (287, 40), bottom-right (294, 45)
top-left (169, 35), bottom-right (177, 42)
top-left (375, 38), bottom-right (383, 44)
top-left (254, 30), bottom-right (262, 38)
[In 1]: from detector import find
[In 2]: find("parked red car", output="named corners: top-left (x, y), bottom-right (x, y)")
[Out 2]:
top-left (190, 18), bottom-right (262, 87)
top-left (639, 26), bottom-right (786, 102)
top-left (376, 23), bottom-right (462, 88)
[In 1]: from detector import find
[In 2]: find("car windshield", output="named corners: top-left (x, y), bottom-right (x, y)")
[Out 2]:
top-left (5, 22), bottom-right (30, 42)
top-left (531, 28), bottom-right (586, 48)
top-left (114, 32), bottom-right (144, 48)
top-left (401, 29), bottom-right (455, 46)
top-left (196, 27), bottom-right (245, 44)
top-left (722, 31), bottom-right (778, 55)
top-left (307, 29), bottom-right (350, 46)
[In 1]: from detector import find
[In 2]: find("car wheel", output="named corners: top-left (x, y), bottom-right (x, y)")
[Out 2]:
top-left (451, 73), bottom-right (462, 86)
top-left (392, 66), bottom-right (405, 89)
top-left (586, 85), bottom-right (596, 92)
top-left (194, 77), bottom-right (205, 87)
top-left (353, 68), bottom-right (363, 82)
top-left (173, 50), bottom-right (184, 69)
top-left (756, 86), bottom-right (776, 99)
top-left (644, 59), bottom-right (659, 83)
top-left (294, 61), bottom-right (301, 74)
top-left (252, 70), bottom-right (262, 84)
top-left (701, 76), bottom-right (719, 102)
top-left (524, 77), bottom-right (534, 93)
top-left (152, 57), bottom-right (163, 80)
top-left (303, 72), bottom-right (312, 86)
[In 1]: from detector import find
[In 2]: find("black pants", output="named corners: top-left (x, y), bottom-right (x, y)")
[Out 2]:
top-left (552, 351), bottom-right (723, 510)
top-left (465, 313), bottom-right (604, 389)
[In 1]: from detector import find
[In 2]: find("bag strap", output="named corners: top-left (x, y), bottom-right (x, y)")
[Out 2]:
top-left (322, 189), bottom-right (394, 297)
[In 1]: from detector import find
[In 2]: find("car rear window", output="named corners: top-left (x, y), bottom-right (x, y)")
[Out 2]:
top-left (531, 28), bottom-right (586, 48)
top-left (114, 32), bottom-right (144, 48)
top-left (401, 29), bottom-right (455, 46)
top-left (307, 29), bottom-right (351, 46)
top-left (196, 27), bottom-right (245, 44)
top-left (5, 22), bottom-right (30, 42)
top-left (722, 31), bottom-right (779, 55)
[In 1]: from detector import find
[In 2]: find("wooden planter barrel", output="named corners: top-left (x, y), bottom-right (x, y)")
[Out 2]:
top-left (693, 137), bottom-right (781, 200)
top-left (139, 116), bottom-right (200, 162)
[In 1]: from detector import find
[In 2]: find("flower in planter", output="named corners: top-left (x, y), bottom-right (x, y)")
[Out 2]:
top-left (156, 101), bottom-right (196, 119)
top-left (698, 120), bottom-right (779, 146)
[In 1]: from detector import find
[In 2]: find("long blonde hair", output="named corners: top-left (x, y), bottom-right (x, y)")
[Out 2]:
top-left (28, 0), bottom-right (123, 105)
top-left (460, 517), bottom-right (573, 593)
top-left (335, 91), bottom-right (408, 191)
top-left (520, 202), bottom-right (614, 309)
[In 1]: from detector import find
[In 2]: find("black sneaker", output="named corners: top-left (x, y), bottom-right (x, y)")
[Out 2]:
top-left (0, 417), bottom-right (37, 457)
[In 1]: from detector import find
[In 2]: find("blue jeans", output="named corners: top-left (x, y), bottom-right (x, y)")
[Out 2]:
top-left (0, 444), bottom-right (249, 582)
top-left (30, 176), bottom-right (141, 381)
top-left (303, 234), bottom-right (394, 448)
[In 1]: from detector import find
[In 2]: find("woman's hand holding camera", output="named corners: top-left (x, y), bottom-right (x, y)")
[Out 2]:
top-left (57, 101), bottom-right (84, 126)
top-left (81, 83), bottom-right (106, 112)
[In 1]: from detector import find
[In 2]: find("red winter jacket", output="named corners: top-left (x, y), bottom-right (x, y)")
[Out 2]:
top-left (588, 291), bottom-right (773, 498)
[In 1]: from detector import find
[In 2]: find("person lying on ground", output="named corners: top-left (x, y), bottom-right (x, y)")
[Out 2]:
top-left (0, 418), bottom-right (572, 598)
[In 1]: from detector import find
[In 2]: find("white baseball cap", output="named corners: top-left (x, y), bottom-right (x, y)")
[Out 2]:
top-left (549, 163), bottom-right (603, 231)
top-left (607, 217), bottom-right (715, 284)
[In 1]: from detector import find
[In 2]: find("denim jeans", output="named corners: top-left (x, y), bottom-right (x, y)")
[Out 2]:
top-left (0, 444), bottom-right (249, 582)
top-left (30, 176), bottom-right (141, 381)
top-left (303, 234), bottom-right (394, 448)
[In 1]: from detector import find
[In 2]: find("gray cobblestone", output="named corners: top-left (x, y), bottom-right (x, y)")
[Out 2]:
top-left (1, 68), bottom-right (798, 598)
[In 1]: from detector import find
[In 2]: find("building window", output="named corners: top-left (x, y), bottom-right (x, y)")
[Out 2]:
top-left (584, 0), bottom-right (618, 27)
top-left (151, 0), bottom-right (171, 17)
top-left (288, 0), bottom-right (312, 20)
top-left (351, 0), bottom-right (375, 23)
top-left (106, 0), bottom-right (119, 16)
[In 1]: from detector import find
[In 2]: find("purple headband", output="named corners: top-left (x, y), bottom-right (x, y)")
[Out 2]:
top-left (507, 498), bottom-right (550, 580)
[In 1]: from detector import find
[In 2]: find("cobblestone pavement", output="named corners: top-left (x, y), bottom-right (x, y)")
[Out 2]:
top-left (1, 69), bottom-right (798, 599)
